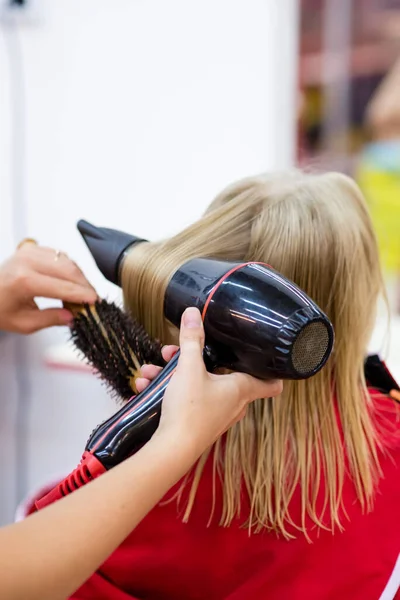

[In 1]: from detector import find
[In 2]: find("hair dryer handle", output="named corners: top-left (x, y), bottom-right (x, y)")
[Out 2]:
top-left (86, 351), bottom-right (181, 469)
top-left (34, 353), bottom-right (180, 511)
top-left (34, 346), bottom-right (219, 511)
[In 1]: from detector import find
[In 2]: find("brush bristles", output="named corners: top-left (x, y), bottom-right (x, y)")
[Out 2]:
top-left (69, 299), bottom-right (165, 401)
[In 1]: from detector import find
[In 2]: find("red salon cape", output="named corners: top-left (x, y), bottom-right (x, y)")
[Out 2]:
top-left (29, 389), bottom-right (400, 600)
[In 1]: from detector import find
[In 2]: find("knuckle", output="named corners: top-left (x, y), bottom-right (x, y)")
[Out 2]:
top-left (181, 331), bottom-right (202, 344)
top-left (270, 380), bottom-right (283, 397)
top-left (234, 373), bottom-right (250, 394)
top-left (13, 267), bottom-right (31, 290)
top-left (64, 259), bottom-right (80, 277)
top-left (62, 280), bottom-right (76, 295)
top-left (18, 245), bottom-right (32, 257)
top-left (21, 320), bottom-right (36, 334)
top-left (8, 317), bottom-right (22, 333)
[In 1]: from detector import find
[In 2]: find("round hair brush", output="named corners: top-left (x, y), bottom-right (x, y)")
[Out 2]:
top-left (64, 299), bottom-right (165, 400)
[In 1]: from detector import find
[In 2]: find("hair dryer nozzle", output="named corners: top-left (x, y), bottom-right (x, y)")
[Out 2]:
top-left (77, 220), bottom-right (147, 284)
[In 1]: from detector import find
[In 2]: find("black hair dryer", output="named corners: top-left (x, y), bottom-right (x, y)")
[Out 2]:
top-left (76, 220), bottom-right (334, 463)
top-left (35, 219), bottom-right (335, 510)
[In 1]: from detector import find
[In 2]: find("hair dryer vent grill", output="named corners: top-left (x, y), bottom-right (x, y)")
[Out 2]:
top-left (291, 320), bottom-right (330, 376)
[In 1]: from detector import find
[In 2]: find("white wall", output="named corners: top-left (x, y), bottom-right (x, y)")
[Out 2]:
top-left (0, 0), bottom-right (299, 523)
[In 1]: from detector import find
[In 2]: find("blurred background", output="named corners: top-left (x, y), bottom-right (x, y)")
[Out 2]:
top-left (298, 0), bottom-right (400, 308)
top-left (0, 0), bottom-right (399, 525)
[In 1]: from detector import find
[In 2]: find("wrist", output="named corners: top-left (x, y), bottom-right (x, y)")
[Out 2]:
top-left (149, 427), bottom-right (203, 470)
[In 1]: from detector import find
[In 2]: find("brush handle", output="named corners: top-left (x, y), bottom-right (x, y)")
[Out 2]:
top-left (86, 351), bottom-right (180, 468)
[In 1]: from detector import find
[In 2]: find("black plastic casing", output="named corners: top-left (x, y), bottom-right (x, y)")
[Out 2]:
top-left (84, 257), bottom-right (334, 468)
top-left (165, 258), bottom-right (333, 380)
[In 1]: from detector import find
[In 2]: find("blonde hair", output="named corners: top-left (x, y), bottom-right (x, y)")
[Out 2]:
top-left (122, 170), bottom-right (385, 539)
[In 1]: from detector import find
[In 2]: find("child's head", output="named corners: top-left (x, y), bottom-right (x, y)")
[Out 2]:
top-left (122, 170), bottom-right (385, 538)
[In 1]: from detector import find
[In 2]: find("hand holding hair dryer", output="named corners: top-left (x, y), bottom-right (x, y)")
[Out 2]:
top-left (35, 220), bottom-right (334, 511)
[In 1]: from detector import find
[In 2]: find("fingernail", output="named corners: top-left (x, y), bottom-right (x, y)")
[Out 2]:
top-left (183, 307), bottom-right (202, 328)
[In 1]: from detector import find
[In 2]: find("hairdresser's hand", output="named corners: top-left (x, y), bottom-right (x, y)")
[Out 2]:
top-left (137, 307), bottom-right (283, 460)
top-left (0, 240), bottom-right (97, 334)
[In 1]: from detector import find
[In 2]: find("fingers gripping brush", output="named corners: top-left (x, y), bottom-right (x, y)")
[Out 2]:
top-left (35, 221), bottom-right (335, 511)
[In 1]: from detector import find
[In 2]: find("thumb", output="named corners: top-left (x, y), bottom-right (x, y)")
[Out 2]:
top-left (178, 307), bottom-right (206, 371)
top-left (19, 307), bottom-right (73, 333)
